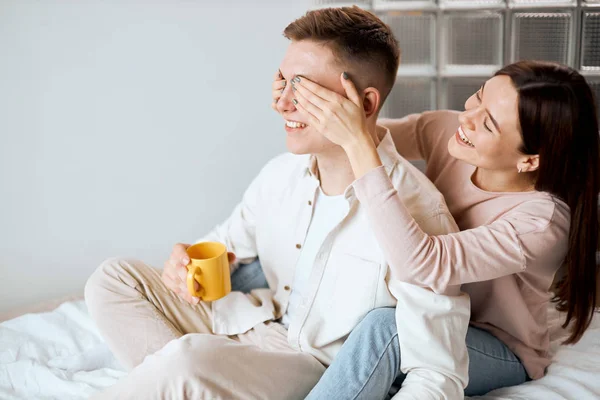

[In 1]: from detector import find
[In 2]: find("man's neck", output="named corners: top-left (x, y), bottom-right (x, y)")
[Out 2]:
top-left (316, 124), bottom-right (380, 196)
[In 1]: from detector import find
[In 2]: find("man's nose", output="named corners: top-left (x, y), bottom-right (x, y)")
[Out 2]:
top-left (276, 84), bottom-right (297, 114)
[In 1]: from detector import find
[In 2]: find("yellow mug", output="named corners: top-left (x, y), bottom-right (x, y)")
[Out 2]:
top-left (186, 242), bottom-right (232, 301)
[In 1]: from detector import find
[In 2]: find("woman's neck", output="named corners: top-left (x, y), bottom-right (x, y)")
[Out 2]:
top-left (472, 167), bottom-right (536, 193)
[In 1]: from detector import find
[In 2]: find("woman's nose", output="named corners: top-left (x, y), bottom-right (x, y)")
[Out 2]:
top-left (458, 109), bottom-right (476, 131)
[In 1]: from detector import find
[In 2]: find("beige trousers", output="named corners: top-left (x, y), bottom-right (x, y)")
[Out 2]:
top-left (85, 258), bottom-right (325, 400)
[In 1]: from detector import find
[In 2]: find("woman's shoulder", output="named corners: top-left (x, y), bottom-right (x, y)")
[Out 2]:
top-left (417, 110), bottom-right (461, 140)
top-left (502, 192), bottom-right (570, 237)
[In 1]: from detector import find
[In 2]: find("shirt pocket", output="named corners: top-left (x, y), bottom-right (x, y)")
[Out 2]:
top-left (322, 252), bottom-right (384, 334)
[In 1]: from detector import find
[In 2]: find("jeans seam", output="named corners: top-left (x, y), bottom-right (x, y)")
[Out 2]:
top-left (352, 333), bottom-right (399, 400)
top-left (466, 343), bottom-right (521, 364)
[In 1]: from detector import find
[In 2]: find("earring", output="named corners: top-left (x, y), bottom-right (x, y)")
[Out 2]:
top-left (518, 168), bottom-right (522, 173)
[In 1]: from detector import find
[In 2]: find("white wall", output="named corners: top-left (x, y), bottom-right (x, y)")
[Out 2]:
top-left (0, 0), bottom-right (310, 313)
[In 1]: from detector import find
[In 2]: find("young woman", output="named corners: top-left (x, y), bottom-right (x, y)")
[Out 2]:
top-left (269, 60), bottom-right (599, 397)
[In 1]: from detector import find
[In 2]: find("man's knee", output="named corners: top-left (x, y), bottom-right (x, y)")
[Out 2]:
top-left (84, 257), bottom-right (135, 312)
top-left (156, 334), bottom-right (229, 378)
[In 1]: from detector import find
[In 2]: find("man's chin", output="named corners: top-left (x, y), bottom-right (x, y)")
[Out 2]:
top-left (285, 136), bottom-right (312, 155)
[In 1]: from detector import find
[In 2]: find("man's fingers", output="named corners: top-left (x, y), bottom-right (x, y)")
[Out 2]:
top-left (227, 252), bottom-right (236, 264)
top-left (162, 271), bottom-right (179, 291)
top-left (175, 263), bottom-right (188, 284)
top-left (171, 243), bottom-right (190, 267)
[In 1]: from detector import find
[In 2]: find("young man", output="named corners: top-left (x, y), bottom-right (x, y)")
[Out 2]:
top-left (86, 7), bottom-right (469, 399)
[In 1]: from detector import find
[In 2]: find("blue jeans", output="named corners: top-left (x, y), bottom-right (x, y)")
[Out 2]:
top-left (230, 261), bottom-right (529, 399)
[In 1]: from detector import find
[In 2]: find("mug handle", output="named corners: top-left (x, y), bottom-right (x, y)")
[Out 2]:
top-left (187, 265), bottom-right (205, 298)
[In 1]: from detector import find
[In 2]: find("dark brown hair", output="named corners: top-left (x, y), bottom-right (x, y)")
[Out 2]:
top-left (283, 6), bottom-right (400, 106)
top-left (495, 60), bottom-right (600, 344)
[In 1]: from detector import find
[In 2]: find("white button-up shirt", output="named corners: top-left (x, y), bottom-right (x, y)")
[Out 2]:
top-left (198, 127), bottom-right (470, 398)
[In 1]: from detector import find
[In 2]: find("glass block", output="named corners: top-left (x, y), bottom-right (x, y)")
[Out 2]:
top-left (509, 0), bottom-right (575, 5)
top-left (374, 0), bottom-right (435, 9)
top-left (381, 79), bottom-right (435, 118)
top-left (582, 12), bottom-right (600, 71)
top-left (512, 12), bottom-right (571, 64)
top-left (380, 12), bottom-right (435, 67)
top-left (311, 0), bottom-right (371, 7)
top-left (444, 79), bottom-right (487, 111)
top-left (443, 12), bottom-right (503, 68)
top-left (589, 80), bottom-right (600, 119)
top-left (440, 0), bottom-right (504, 6)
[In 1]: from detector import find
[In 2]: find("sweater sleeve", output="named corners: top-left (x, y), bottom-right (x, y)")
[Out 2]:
top-left (353, 166), bottom-right (566, 294)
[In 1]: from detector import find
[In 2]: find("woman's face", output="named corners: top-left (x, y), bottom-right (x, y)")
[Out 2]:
top-left (448, 75), bottom-right (526, 171)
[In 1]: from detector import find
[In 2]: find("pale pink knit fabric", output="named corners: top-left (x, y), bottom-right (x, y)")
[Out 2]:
top-left (352, 110), bottom-right (570, 379)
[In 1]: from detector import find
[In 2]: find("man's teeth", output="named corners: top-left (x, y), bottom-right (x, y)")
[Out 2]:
top-left (286, 121), bottom-right (306, 129)
top-left (458, 126), bottom-right (474, 147)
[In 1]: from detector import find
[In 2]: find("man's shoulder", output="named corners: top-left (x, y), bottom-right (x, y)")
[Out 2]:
top-left (388, 156), bottom-right (450, 218)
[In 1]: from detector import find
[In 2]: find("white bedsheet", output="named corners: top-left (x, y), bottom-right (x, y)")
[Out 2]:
top-left (0, 300), bottom-right (598, 399)
top-left (0, 301), bottom-right (125, 400)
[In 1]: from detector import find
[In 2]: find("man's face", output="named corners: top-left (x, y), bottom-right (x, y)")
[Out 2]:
top-left (276, 40), bottom-right (346, 156)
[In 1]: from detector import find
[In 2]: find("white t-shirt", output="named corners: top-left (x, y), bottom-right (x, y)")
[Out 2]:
top-left (280, 187), bottom-right (348, 328)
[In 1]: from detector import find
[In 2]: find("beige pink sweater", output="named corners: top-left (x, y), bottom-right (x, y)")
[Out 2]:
top-left (352, 110), bottom-right (570, 379)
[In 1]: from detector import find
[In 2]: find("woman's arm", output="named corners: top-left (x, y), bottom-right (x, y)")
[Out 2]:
top-left (379, 115), bottom-right (425, 161)
top-left (353, 167), bottom-right (566, 293)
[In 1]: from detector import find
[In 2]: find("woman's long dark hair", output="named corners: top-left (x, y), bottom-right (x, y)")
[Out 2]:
top-left (495, 61), bottom-right (599, 344)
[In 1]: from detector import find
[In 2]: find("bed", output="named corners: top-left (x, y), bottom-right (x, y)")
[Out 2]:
top-left (1, 299), bottom-right (598, 399)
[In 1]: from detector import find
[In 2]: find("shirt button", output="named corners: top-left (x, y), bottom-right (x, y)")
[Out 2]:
top-left (284, 285), bottom-right (291, 291)
top-left (296, 243), bottom-right (302, 249)
top-left (308, 200), bottom-right (312, 206)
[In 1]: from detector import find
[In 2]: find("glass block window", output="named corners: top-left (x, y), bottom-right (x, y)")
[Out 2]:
top-left (374, 1), bottom-right (436, 11)
top-left (510, 0), bottom-right (575, 5)
top-left (442, 0), bottom-right (504, 5)
top-left (442, 78), bottom-right (486, 111)
top-left (589, 79), bottom-right (600, 118)
top-left (309, 1), bottom-right (600, 118)
top-left (311, 0), bottom-right (372, 7)
top-left (381, 79), bottom-right (435, 117)
top-left (582, 12), bottom-right (600, 71)
top-left (511, 12), bottom-right (572, 64)
top-left (443, 12), bottom-right (503, 69)
top-left (380, 12), bottom-right (435, 74)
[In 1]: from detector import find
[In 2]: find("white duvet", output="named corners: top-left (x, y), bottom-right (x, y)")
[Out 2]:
top-left (0, 300), bottom-right (598, 399)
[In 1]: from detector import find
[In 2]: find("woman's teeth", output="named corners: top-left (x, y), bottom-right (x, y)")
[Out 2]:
top-left (458, 126), bottom-right (474, 147)
top-left (286, 120), bottom-right (306, 129)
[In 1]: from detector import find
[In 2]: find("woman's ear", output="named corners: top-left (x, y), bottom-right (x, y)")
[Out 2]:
top-left (517, 154), bottom-right (540, 173)
top-left (362, 87), bottom-right (381, 119)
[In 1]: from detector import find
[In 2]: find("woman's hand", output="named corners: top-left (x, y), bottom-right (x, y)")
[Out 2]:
top-left (290, 72), bottom-right (372, 150)
top-left (292, 72), bottom-right (383, 179)
top-left (271, 70), bottom-right (286, 112)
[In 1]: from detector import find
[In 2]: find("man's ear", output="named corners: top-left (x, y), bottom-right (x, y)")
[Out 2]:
top-left (517, 154), bottom-right (540, 173)
top-left (362, 87), bottom-right (381, 119)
